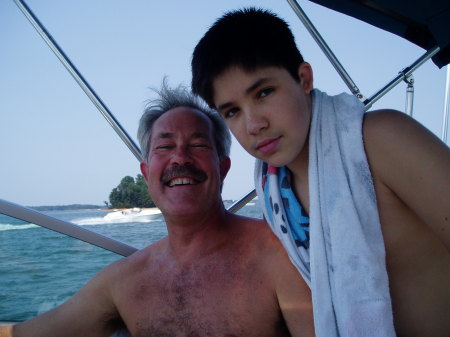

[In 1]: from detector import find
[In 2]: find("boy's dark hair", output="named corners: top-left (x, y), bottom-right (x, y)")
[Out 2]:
top-left (192, 7), bottom-right (305, 107)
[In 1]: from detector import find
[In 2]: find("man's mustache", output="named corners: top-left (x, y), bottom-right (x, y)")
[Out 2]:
top-left (160, 164), bottom-right (207, 184)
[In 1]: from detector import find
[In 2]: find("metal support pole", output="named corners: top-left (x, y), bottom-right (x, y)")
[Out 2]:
top-left (404, 74), bottom-right (414, 116)
top-left (286, 0), bottom-right (366, 102)
top-left (365, 47), bottom-right (440, 110)
top-left (227, 189), bottom-right (257, 213)
top-left (442, 66), bottom-right (450, 143)
top-left (13, 0), bottom-right (143, 162)
top-left (0, 199), bottom-right (138, 257)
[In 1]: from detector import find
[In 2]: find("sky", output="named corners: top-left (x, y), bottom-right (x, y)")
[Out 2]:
top-left (0, 0), bottom-right (448, 207)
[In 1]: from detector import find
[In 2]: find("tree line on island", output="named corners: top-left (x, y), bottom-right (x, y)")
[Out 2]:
top-left (30, 175), bottom-right (155, 210)
top-left (107, 174), bottom-right (155, 209)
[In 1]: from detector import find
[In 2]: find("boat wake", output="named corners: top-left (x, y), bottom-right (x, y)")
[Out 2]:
top-left (0, 209), bottom-right (163, 231)
top-left (0, 223), bottom-right (38, 231)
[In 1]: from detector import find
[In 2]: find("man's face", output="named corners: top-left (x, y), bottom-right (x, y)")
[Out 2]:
top-left (140, 107), bottom-right (230, 217)
top-left (213, 65), bottom-right (313, 171)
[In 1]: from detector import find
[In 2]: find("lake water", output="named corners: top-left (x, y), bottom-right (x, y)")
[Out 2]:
top-left (0, 202), bottom-right (262, 322)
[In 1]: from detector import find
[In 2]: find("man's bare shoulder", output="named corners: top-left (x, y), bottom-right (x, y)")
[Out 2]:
top-left (228, 213), bottom-right (281, 244)
top-left (227, 213), bottom-right (297, 266)
top-left (107, 237), bottom-right (168, 280)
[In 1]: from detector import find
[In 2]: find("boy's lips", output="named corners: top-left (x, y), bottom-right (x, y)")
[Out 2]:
top-left (256, 136), bottom-right (281, 154)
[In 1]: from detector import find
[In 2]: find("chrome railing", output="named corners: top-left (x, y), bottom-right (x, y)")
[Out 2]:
top-left (0, 199), bottom-right (137, 256)
top-left (286, 0), bottom-right (366, 103)
top-left (442, 66), bottom-right (450, 143)
top-left (13, 0), bottom-right (143, 162)
top-left (286, 0), bottom-right (441, 114)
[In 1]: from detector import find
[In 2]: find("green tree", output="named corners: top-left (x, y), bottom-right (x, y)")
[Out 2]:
top-left (108, 174), bottom-right (154, 208)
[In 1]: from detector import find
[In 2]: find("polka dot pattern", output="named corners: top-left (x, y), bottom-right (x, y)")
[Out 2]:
top-left (262, 164), bottom-right (310, 250)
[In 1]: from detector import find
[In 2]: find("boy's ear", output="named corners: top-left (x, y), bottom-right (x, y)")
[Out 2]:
top-left (297, 62), bottom-right (313, 94)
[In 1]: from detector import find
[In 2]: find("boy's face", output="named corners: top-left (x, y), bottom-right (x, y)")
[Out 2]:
top-left (212, 64), bottom-right (313, 170)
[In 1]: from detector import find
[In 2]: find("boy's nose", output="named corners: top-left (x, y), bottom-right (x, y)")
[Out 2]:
top-left (246, 109), bottom-right (268, 135)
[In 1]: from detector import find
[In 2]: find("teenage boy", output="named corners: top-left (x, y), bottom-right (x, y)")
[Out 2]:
top-left (192, 8), bottom-right (450, 337)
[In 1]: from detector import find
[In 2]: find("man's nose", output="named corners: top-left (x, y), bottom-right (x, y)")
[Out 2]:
top-left (171, 146), bottom-right (192, 165)
top-left (246, 108), bottom-right (269, 135)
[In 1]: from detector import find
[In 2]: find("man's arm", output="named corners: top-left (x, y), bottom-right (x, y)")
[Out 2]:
top-left (363, 109), bottom-right (450, 249)
top-left (0, 263), bottom-right (121, 337)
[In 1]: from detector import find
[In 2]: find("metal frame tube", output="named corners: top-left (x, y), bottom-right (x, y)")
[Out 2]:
top-left (442, 66), bottom-right (450, 143)
top-left (286, 0), bottom-right (366, 102)
top-left (0, 199), bottom-right (138, 257)
top-left (227, 189), bottom-right (257, 213)
top-left (364, 47), bottom-right (440, 110)
top-left (404, 74), bottom-right (414, 116)
top-left (10, 0), bottom-right (145, 256)
top-left (13, 0), bottom-right (143, 162)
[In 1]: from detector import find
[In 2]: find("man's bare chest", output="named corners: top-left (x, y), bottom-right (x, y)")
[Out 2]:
top-left (117, 260), bottom-right (284, 337)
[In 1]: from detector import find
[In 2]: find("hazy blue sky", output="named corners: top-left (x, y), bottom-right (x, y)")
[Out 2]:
top-left (1, 0), bottom-right (448, 206)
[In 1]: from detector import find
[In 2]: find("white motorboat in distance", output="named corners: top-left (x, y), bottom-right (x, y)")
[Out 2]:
top-left (103, 207), bottom-right (162, 222)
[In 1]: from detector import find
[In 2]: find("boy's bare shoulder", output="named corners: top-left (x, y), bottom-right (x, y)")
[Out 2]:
top-left (363, 108), bottom-right (432, 144)
top-left (362, 108), bottom-right (449, 179)
top-left (363, 108), bottom-right (450, 249)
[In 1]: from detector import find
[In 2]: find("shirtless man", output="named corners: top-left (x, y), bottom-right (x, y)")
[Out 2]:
top-left (0, 83), bottom-right (314, 337)
top-left (191, 8), bottom-right (450, 337)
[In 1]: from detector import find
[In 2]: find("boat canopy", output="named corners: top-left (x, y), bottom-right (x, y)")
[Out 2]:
top-left (309, 0), bottom-right (450, 68)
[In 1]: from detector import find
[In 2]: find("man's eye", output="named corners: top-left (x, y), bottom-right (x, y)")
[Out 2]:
top-left (191, 143), bottom-right (209, 148)
top-left (259, 87), bottom-right (274, 98)
top-left (156, 144), bottom-right (173, 150)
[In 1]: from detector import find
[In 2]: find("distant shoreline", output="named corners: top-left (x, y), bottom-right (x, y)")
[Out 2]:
top-left (30, 204), bottom-right (104, 212)
top-left (29, 200), bottom-right (240, 212)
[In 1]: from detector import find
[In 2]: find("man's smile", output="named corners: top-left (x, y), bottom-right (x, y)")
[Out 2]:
top-left (161, 165), bottom-right (207, 187)
top-left (167, 177), bottom-right (200, 187)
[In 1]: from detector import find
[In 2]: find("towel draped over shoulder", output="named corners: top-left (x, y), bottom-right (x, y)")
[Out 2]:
top-left (255, 89), bottom-right (396, 337)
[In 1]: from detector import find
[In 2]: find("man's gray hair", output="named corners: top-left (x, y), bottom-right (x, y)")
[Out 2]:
top-left (137, 81), bottom-right (231, 161)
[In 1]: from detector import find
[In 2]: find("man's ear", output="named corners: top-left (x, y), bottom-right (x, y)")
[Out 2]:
top-left (140, 161), bottom-right (150, 183)
top-left (219, 156), bottom-right (231, 181)
top-left (297, 62), bottom-right (313, 94)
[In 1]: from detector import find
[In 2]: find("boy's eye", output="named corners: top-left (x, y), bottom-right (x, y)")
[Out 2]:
top-left (223, 107), bottom-right (239, 119)
top-left (258, 87), bottom-right (274, 98)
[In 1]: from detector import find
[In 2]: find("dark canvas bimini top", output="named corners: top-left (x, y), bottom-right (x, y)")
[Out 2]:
top-left (310, 0), bottom-right (450, 68)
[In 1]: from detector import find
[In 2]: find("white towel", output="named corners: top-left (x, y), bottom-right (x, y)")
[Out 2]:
top-left (255, 89), bottom-right (396, 337)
